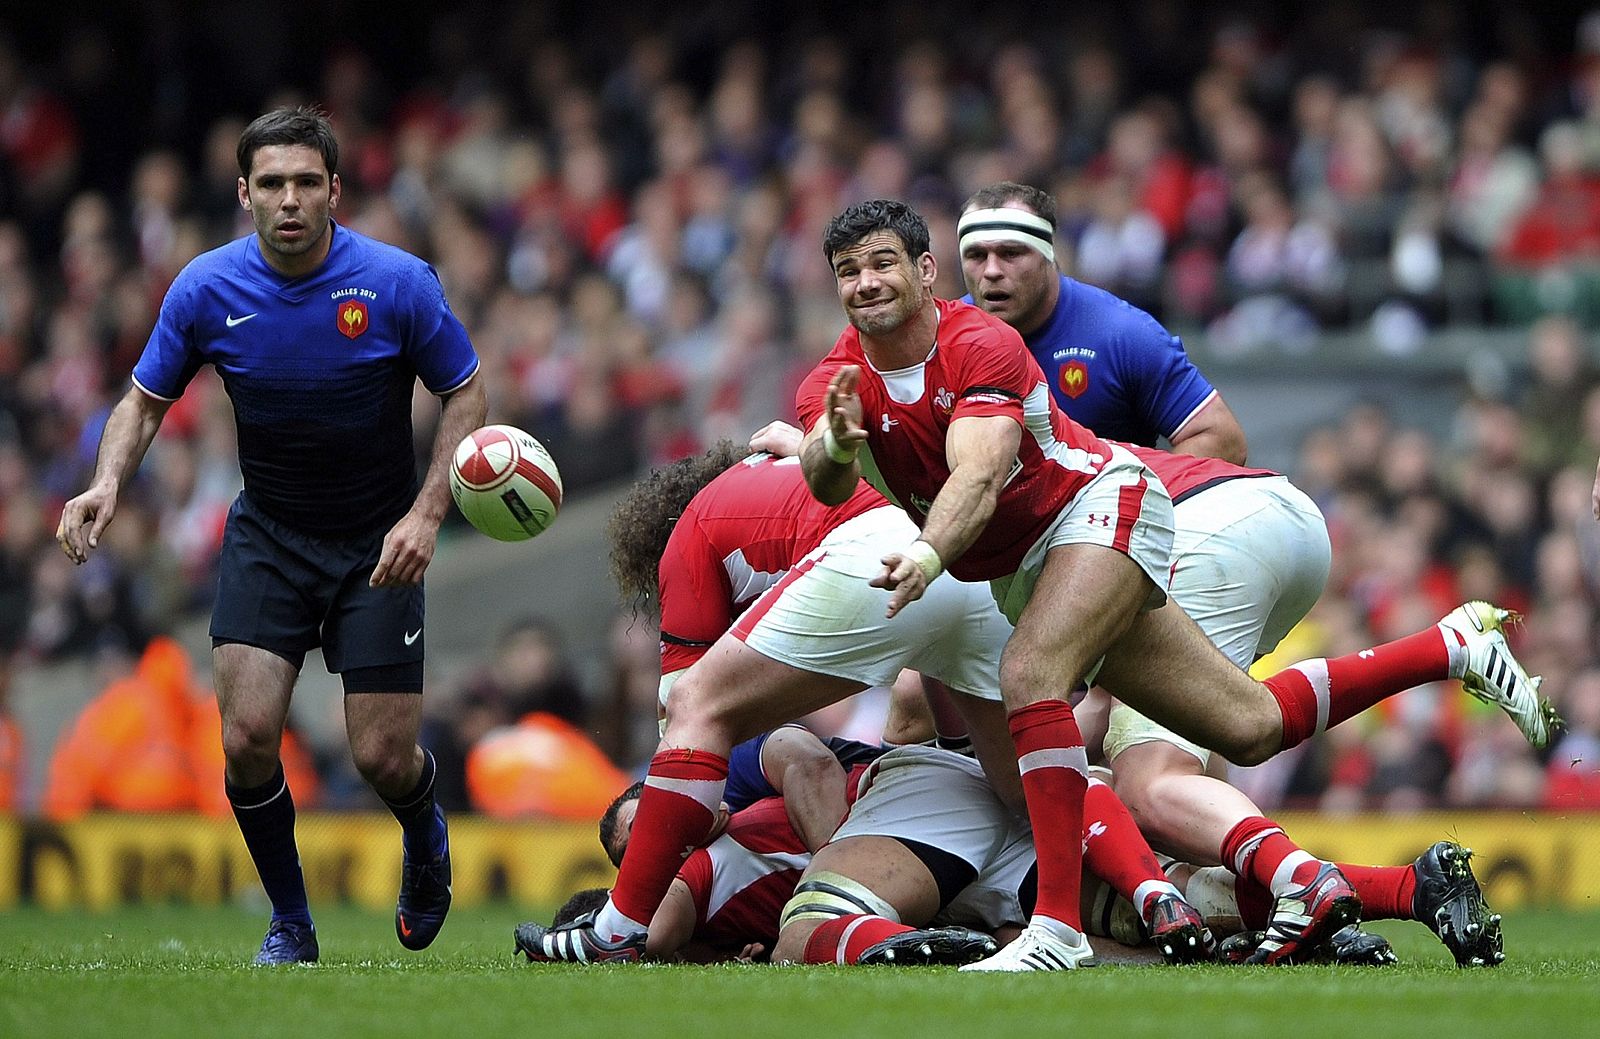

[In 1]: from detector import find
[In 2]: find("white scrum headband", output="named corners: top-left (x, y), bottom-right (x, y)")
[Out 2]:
top-left (956, 207), bottom-right (1056, 264)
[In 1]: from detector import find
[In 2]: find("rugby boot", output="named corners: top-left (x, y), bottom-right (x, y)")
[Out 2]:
top-left (1144, 892), bottom-right (1216, 964)
top-left (1439, 602), bottom-right (1562, 748)
top-left (395, 805), bottom-right (452, 950)
top-left (515, 909), bottom-right (647, 964)
top-left (1246, 861), bottom-right (1362, 965)
top-left (857, 926), bottom-right (998, 966)
top-left (1412, 840), bottom-right (1504, 966)
top-left (254, 919), bottom-right (319, 965)
top-left (959, 921), bottom-right (1096, 972)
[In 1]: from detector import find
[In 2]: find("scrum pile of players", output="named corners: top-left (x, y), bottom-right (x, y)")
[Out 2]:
top-left (515, 184), bottom-right (1557, 971)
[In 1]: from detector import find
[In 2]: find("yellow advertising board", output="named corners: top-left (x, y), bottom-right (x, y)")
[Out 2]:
top-left (1, 811), bottom-right (1596, 911)
top-left (0, 813), bottom-right (617, 910)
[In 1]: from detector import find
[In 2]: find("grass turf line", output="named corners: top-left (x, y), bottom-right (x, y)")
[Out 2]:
top-left (3, 906), bottom-right (1598, 1039)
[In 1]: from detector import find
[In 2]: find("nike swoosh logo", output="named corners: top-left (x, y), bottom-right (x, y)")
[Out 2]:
top-left (226, 313), bottom-right (258, 327)
top-left (404, 629), bottom-right (421, 645)
top-left (399, 916), bottom-right (413, 937)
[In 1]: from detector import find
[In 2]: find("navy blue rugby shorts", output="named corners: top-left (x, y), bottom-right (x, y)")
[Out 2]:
top-left (210, 492), bottom-right (424, 680)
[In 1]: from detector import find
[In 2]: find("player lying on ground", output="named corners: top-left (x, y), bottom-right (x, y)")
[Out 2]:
top-left (793, 199), bottom-right (1559, 970)
top-left (529, 730), bottom-right (1497, 968)
top-left (519, 442), bottom-right (1214, 963)
top-left (779, 416), bottom-right (1531, 966)
top-left (520, 419), bottom-right (1554, 970)
top-left (523, 732), bottom-right (1198, 966)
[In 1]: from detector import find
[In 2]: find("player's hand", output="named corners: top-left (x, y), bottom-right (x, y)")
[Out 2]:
top-left (749, 420), bottom-right (804, 458)
top-left (871, 551), bottom-right (929, 618)
top-left (825, 366), bottom-right (868, 455)
top-left (56, 485), bottom-right (117, 564)
top-left (372, 510), bottom-right (438, 587)
top-left (734, 943), bottom-right (766, 963)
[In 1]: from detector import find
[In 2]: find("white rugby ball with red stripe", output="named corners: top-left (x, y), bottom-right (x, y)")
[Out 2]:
top-left (449, 424), bottom-right (563, 542)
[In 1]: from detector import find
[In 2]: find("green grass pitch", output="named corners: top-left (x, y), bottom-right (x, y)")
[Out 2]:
top-left (4, 905), bottom-right (1598, 1039)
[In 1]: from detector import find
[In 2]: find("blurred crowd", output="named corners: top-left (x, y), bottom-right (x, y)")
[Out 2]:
top-left (4, 2), bottom-right (1600, 816)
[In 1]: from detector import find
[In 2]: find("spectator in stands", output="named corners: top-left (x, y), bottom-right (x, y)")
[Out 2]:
top-left (42, 635), bottom-right (319, 819)
top-left (423, 615), bottom-right (588, 811)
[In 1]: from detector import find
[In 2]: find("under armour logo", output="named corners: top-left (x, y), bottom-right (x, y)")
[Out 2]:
top-left (1086, 513), bottom-right (1112, 527)
top-left (1081, 819), bottom-right (1107, 852)
top-left (881, 413), bottom-right (899, 432)
top-left (1359, 649), bottom-right (1375, 659)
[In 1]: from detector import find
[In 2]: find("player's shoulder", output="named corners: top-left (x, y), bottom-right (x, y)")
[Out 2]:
top-left (938, 298), bottom-right (1028, 359)
top-left (335, 224), bottom-right (435, 280)
top-left (1062, 277), bottom-right (1178, 347)
top-left (170, 236), bottom-right (253, 288)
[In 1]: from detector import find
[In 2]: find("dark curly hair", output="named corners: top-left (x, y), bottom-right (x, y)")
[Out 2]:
top-left (606, 441), bottom-right (749, 613)
top-left (822, 198), bottom-right (931, 264)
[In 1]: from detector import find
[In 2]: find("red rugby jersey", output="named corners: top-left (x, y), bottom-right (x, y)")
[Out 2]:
top-left (658, 452), bottom-right (885, 674)
top-left (797, 298), bottom-right (1116, 581)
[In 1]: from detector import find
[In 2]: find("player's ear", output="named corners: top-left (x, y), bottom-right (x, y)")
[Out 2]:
top-left (328, 172), bottom-right (341, 211)
top-left (918, 251), bottom-right (937, 289)
top-left (237, 176), bottom-right (250, 210)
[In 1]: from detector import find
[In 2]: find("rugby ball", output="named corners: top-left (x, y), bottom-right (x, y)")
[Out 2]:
top-left (449, 425), bottom-right (563, 541)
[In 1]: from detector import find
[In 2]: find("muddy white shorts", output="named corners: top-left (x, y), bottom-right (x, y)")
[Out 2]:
top-left (732, 507), bottom-right (1011, 700)
top-left (1104, 475), bottom-right (1331, 767)
top-left (990, 444), bottom-right (1175, 625)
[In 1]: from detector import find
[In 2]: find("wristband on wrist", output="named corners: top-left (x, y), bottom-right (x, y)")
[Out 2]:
top-left (904, 539), bottom-right (943, 583)
top-left (823, 427), bottom-right (858, 464)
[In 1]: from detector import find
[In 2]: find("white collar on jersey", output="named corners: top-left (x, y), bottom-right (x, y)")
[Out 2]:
top-left (866, 305), bottom-right (940, 405)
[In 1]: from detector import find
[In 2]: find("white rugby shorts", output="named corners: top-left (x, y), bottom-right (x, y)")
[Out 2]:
top-left (832, 745), bottom-right (1032, 932)
top-left (990, 444), bottom-right (1175, 625)
top-left (1104, 475), bottom-right (1331, 767)
top-left (731, 506), bottom-right (1011, 700)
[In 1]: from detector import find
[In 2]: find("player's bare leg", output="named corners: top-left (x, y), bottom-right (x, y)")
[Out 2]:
top-left (521, 636), bottom-right (868, 964)
top-left (215, 643), bottom-right (317, 965)
top-left (962, 543), bottom-right (1148, 972)
top-left (347, 692), bottom-right (450, 951)
top-left (1096, 598), bottom-right (1557, 766)
top-left (773, 835), bottom-right (996, 966)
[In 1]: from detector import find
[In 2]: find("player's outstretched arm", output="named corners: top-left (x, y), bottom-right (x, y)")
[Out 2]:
top-left (372, 373), bottom-right (488, 587)
top-left (799, 366), bottom-right (868, 505)
top-left (873, 414), bottom-right (1019, 618)
top-left (1168, 395), bottom-right (1248, 463)
top-left (57, 385), bottom-right (172, 564)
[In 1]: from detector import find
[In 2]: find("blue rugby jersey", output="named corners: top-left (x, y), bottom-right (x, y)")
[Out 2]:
top-left (134, 223), bottom-right (479, 538)
top-left (966, 273), bottom-right (1215, 446)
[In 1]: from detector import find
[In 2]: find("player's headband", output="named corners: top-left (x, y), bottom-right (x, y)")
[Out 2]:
top-left (957, 207), bottom-right (1056, 264)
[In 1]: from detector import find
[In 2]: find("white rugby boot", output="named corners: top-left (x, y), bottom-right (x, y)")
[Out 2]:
top-left (958, 920), bottom-right (1096, 972)
top-left (1438, 601), bottom-right (1562, 749)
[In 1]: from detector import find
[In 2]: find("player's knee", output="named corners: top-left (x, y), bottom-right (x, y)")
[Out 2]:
top-left (220, 715), bottom-right (282, 771)
top-left (348, 732), bottom-right (413, 789)
top-left (1219, 703), bottom-right (1282, 765)
top-left (662, 672), bottom-right (734, 743)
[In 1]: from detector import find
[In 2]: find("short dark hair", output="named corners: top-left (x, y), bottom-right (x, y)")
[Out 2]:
top-left (237, 106), bottom-right (339, 179)
top-left (822, 199), bottom-right (932, 264)
top-left (598, 780), bottom-right (645, 867)
top-left (553, 887), bottom-right (612, 927)
top-left (962, 182), bottom-right (1058, 231)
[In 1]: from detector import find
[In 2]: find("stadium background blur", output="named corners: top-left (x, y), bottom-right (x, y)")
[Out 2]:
top-left (2, 0), bottom-right (1599, 913)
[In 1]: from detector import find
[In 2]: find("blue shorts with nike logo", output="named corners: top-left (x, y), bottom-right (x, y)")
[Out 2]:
top-left (210, 491), bottom-right (424, 680)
